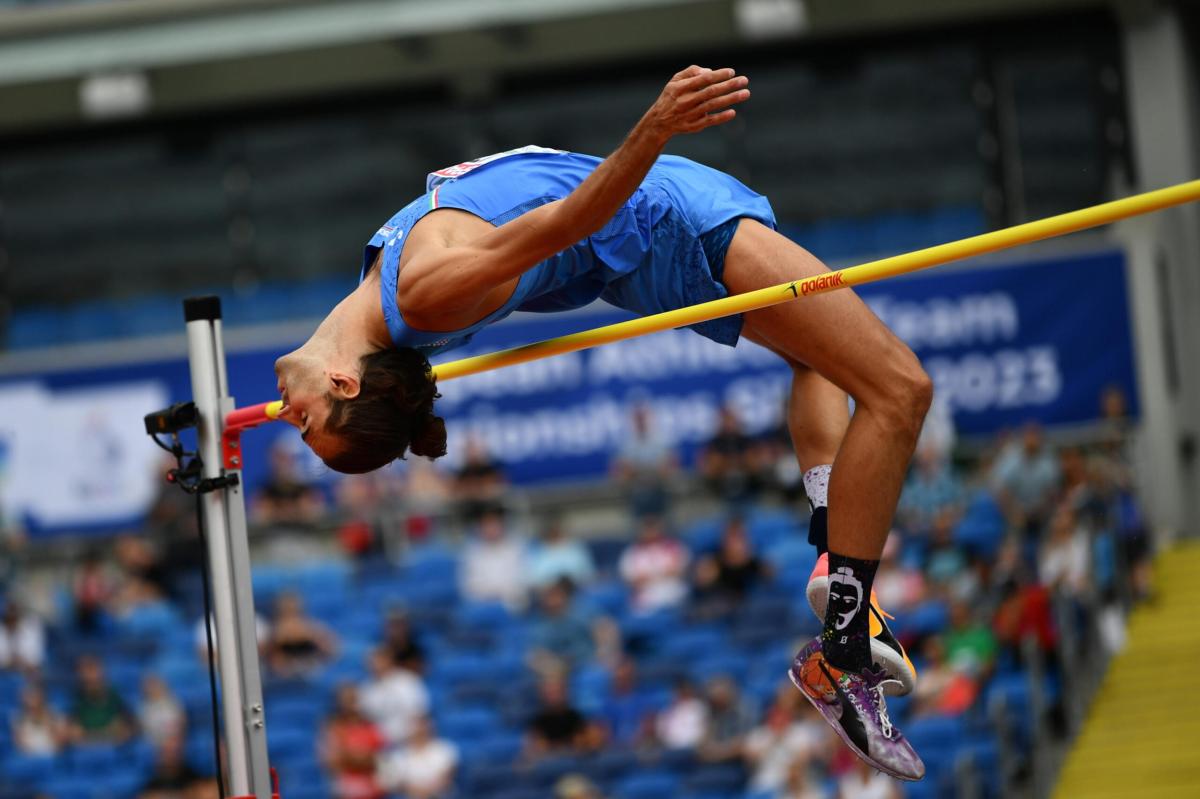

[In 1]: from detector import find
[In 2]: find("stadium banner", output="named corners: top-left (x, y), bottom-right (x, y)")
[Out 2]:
top-left (1, 249), bottom-right (1137, 536)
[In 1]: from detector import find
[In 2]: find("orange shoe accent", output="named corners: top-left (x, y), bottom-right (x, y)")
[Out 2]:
top-left (797, 648), bottom-right (843, 704)
top-left (868, 591), bottom-right (885, 637)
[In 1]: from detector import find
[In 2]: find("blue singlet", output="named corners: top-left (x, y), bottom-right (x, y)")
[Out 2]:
top-left (361, 146), bottom-right (776, 356)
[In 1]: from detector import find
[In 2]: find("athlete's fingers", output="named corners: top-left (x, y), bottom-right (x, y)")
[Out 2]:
top-left (673, 64), bottom-right (707, 81)
top-left (680, 67), bottom-right (734, 93)
top-left (695, 87), bottom-right (751, 116)
top-left (688, 76), bottom-right (748, 107)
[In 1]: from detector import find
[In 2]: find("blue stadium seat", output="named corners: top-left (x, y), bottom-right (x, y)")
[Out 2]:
top-left (67, 742), bottom-right (120, 774)
top-left (1, 752), bottom-right (58, 785)
top-left (684, 762), bottom-right (747, 795)
top-left (579, 581), bottom-right (629, 617)
top-left (267, 725), bottom-right (313, 761)
top-left (615, 771), bottom-right (680, 799)
top-left (471, 731), bottom-right (523, 765)
top-left (660, 628), bottom-right (726, 661)
top-left (437, 706), bottom-right (501, 748)
top-left (956, 490), bottom-right (1006, 558)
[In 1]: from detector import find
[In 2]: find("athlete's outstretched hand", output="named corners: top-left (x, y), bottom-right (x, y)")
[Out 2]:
top-left (645, 66), bottom-right (750, 140)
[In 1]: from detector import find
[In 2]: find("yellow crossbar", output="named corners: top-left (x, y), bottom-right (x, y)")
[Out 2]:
top-left (432, 179), bottom-right (1200, 381)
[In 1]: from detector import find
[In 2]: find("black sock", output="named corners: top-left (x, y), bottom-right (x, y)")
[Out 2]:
top-left (821, 551), bottom-right (879, 673)
top-left (807, 505), bottom-right (828, 556)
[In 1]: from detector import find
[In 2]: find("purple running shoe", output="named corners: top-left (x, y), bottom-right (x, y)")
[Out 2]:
top-left (788, 637), bottom-right (925, 781)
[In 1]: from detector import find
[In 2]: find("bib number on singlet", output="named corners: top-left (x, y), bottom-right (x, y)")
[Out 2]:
top-left (426, 145), bottom-right (565, 190)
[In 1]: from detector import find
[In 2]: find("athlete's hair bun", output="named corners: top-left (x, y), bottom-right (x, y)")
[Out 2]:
top-left (409, 414), bottom-right (448, 459)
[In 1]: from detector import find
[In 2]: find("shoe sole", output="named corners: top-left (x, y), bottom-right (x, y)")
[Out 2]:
top-left (807, 575), bottom-right (916, 697)
top-left (787, 652), bottom-right (924, 782)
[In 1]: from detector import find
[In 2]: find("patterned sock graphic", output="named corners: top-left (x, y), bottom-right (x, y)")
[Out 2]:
top-left (803, 464), bottom-right (832, 508)
top-left (821, 552), bottom-right (879, 672)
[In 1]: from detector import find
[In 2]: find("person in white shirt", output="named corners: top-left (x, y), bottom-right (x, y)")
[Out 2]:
top-left (459, 508), bottom-right (528, 611)
top-left (655, 679), bottom-right (708, 749)
top-left (837, 759), bottom-right (901, 799)
top-left (358, 648), bottom-right (430, 746)
top-left (0, 602), bottom-right (44, 672)
top-left (12, 685), bottom-right (66, 755)
top-left (138, 674), bottom-right (186, 746)
top-left (618, 517), bottom-right (689, 615)
top-left (378, 715), bottom-right (458, 799)
top-left (743, 686), bottom-right (829, 792)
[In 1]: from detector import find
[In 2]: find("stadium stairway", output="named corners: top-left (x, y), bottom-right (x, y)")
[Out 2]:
top-left (1052, 541), bottom-right (1200, 798)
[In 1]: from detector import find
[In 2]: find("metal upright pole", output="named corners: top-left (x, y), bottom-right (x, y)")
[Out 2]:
top-left (183, 296), bottom-right (273, 799)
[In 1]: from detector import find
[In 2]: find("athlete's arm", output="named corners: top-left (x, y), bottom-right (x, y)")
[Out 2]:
top-left (398, 65), bottom-right (750, 317)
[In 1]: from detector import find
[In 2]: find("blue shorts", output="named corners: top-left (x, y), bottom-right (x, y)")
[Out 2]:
top-left (595, 157), bottom-right (777, 346)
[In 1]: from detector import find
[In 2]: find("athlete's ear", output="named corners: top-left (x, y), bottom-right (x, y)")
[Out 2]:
top-left (328, 370), bottom-right (361, 400)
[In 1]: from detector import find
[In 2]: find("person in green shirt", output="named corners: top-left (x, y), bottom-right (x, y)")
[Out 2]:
top-left (68, 655), bottom-right (134, 744)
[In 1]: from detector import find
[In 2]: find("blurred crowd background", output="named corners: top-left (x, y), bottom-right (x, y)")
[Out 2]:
top-left (1, 1), bottom-right (1199, 799)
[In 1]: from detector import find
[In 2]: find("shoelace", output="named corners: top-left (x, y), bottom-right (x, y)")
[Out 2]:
top-left (870, 681), bottom-right (894, 739)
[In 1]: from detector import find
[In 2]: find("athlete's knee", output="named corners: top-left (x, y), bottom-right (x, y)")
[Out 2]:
top-left (867, 349), bottom-right (932, 441)
top-left (889, 358), bottom-right (933, 438)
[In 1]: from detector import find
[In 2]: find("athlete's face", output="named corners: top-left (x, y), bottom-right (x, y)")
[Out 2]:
top-left (274, 348), bottom-right (339, 461)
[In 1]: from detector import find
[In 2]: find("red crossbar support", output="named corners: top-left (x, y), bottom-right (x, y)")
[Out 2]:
top-left (222, 401), bottom-right (283, 470)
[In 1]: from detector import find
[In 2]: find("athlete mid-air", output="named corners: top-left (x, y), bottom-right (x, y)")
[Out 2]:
top-left (274, 65), bottom-right (930, 780)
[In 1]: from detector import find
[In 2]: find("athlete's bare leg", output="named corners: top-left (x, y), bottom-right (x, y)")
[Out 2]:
top-left (723, 219), bottom-right (931, 564)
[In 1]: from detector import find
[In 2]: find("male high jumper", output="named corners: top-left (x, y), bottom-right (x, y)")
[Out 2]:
top-left (274, 65), bottom-right (930, 780)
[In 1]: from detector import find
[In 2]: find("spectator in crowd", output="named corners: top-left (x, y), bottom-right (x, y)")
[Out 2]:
top-left (528, 579), bottom-right (597, 675)
top-left (72, 551), bottom-right (112, 635)
top-left (251, 438), bottom-right (326, 527)
top-left (619, 516), bottom-right (689, 615)
top-left (527, 517), bottom-right (596, 592)
top-left (692, 517), bottom-right (771, 616)
top-left (12, 685), bottom-right (67, 755)
top-left (836, 759), bottom-right (902, 799)
top-left (699, 405), bottom-right (762, 505)
top-left (137, 734), bottom-right (206, 799)
top-left (923, 511), bottom-right (970, 593)
top-left (600, 658), bottom-right (658, 748)
top-left (758, 397), bottom-right (805, 503)
top-left (1040, 504), bottom-right (1091, 597)
top-left (654, 678), bottom-right (708, 750)
top-left (0, 600), bottom-right (45, 673)
top-left (68, 655), bottom-right (134, 744)
top-left (872, 533), bottom-right (926, 615)
top-left (138, 675), bottom-right (186, 747)
top-left (554, 775), bottom-right (605, 799)
top-left (991, 423), bottom-right (1061, 540)
top-left (381, 608), bottom-right (425, 674)
top-left (265, 592), bottom-right (337, 679)
top-left (358, 648), bottom-right (430, 746)
top-left (698, 676), bottom-right (756, 763)
top-left (897, 444), bottom-right (965, 539)
top-left (334, 473), bottom-right (387, 561)
top-left (402, 457), bottom-right (453, 525)
top-left (460, 507), bottom-right (529, 612)
top-left (780, 756), bottom-right (830, 799)
top-left (320, 683), bottom-right (387, 799)
top-left (743, 684), bottom-right (829, 793)
top-left (453, 437), bottom-right (506, 521)
top-left (377, 715), bottom-right (458, 799)
top-left (993, 565), bottom-right (1058, 665)
top-left (525, 677), bottom-right (599, 760)
top-left (111, 536), bottom-right (169, 613)
top-left (944, 598), bottom-right (998, 678)
top-left (910, 637), bottom-right (979, 718)
top-left (146, 455), bottom-right (205, 599)
top-left (611, 403), bottom-right (678, 519)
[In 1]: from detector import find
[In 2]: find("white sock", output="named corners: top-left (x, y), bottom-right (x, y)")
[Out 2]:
top-left (803, 464), bottom-right (832, 509)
